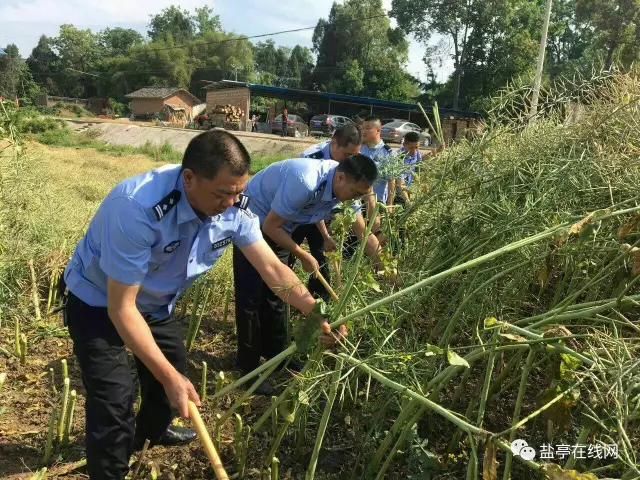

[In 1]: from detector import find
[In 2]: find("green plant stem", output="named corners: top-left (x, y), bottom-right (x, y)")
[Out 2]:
top-left (466, 433), bottom-right (479, 480)
top-left (43, 407), bottom-right (57, 465)
top-left (564, 425), bottom-right (591, 470)
top-left (338, 353), bottom-right (543, 472)
top-left (476, 329), bottom-right (500, 428)
top-left (15, 317), bottom-right (21, 356)
top-left (213, 371), bottom-right (224, 409)
top-left (235, 414), bottom-right (243, 472)
top-left (28, 259), bottom-right (42, 322)
top-left (266, 415), bottom-right (294, 468)
top-left (57, 377), bottom-right (70, 443)
top-left (369, 400), bottom-right (421, 473)
top-left (61, 359), bottom-right (68, 380)
top-left (186, 284), bottom-right (209, 351)
top-left (20, 334), bottom-right (27, 365)
top-left (503, 348), bottom-right (537, 480)
top-left (0, 372), bottom-right (6, 392)
top-left (214, 414), bottom-right (222, 451)
top-left (62, 389), bottom-right (77, 444)
top-left (31, 467), bottom-right (47, 480)
top-left (306, 359), bottom-right (343, 480)
top-left (271, 396), bottom-right (278, 437)
top-left (219, 360), bottom-right (279, 425)
top-left (271, 457), bottom-right (279, 480)
top-left (240, 425), bottom-right (251, 478)
top-left (223, 285), bottom-right (231, 323)
top-left (49, 368), bottom-right (57, 394)
top-left (201, 361), bottom-right (207, 401)
top-left (376, 405), bottom-right (427, 480)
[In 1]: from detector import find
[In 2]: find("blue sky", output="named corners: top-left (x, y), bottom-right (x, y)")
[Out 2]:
top-left (0, 0), bottom-right (454, 82)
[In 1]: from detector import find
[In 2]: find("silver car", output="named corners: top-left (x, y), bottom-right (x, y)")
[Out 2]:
top-left (381, 121), bottom-right (430, 146)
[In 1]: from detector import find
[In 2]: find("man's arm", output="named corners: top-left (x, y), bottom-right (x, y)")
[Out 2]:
top-left (107, 278), bottom-right (200, 418)
top-left (352, 214), bottom-right (383, 271)
top-left (263, 211), bottom-right (319, 273)
top-left (239, 240), bottom-right (347, 344)
top-left (387, 179), bottom-right (396, 207)
top-left (397, 178), bottom-right (410, 203)
top-left (316, 220), bottom-right (336, 252)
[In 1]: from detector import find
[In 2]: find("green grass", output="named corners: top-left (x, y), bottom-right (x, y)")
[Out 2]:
top-left (32, 127), bottom-right (290, 173)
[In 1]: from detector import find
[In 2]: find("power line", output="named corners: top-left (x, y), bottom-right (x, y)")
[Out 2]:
top-left (140, 13), bottom-right (388, 53)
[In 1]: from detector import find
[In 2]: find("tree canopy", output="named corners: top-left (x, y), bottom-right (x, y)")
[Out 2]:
top-left (6, 1), bottom-right (640, 113)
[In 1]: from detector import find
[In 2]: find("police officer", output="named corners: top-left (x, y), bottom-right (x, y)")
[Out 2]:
top-left (360, 115), bottom-right (396, 239)
top-left (233, 155), bottom-right (378, 392)
top-left (394, 131), bottom-right (422, 208)
top-left (294, 125), bottom-right (363, 299)
top-left (61, 130), bottom-right (338, 479)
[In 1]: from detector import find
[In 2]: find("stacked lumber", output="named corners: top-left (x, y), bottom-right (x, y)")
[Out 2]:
top-left (210, 104), bottom-right (243, 122)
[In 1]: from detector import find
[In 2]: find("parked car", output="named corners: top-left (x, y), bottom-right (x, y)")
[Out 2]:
top-left (271, 114), bottom-right (309, 137)
top-left (308, 114), bottom-right (355, 136)
top-left (381, 121), bottom-right (431, 146)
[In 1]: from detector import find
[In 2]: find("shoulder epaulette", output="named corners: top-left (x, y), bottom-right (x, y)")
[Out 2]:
top-left (234, 194), bottom-right (250, 210)
top-left (305, 149), bottom-right (325, 159)
top-left (382, 144), bottom-right (393, 153)
top-left (152, 189), bottom-right (181, 221)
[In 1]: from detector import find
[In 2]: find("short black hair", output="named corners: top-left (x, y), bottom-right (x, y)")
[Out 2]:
top-left (333, 124), bottom-right (362, 148)
top-left (364, 115), bottom-right (381, 124)
top-left (336, 154), bottom-right (378, 187)
top-left (404, 131), bottom-right (421, 143)
top-left (182, 130), bottom-right (251, 179)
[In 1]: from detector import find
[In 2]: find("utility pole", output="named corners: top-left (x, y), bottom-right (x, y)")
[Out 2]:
top-left (529, 0), bottom-right (553, 123)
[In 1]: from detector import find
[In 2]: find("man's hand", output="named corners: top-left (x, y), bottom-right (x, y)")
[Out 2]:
top-left (376, 232), bottom-right (389, 247)
top-left (162, 371), bottom-right (201, 419)
top-left (319, 320), bottom-right (348, 347)
top-left (323, 235), bottom-right (337, 252)
top-left (372, 217), bottom-right (381, 234)
top-left (299, 251), bottom-right (319, 273)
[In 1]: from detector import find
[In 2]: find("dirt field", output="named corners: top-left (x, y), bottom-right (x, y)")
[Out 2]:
top-left (0, 143), bottom-right (349, 479)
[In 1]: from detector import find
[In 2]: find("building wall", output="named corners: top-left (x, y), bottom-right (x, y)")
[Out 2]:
top-left (131, 98), bottom-right (165, 116)
top-left (205, 87), bottom-right (250, 130)
top-left (164, 91), bottom-right (196, 115)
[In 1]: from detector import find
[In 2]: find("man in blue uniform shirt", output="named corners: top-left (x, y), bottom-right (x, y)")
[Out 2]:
top-left (61, 131), bottom-right (339, 480)
top-left (394, 131), bottom-right (422, 207)
top-left (233, 155), bottom-right (377, 389)
top-left (294, 125), bottom-right (362, 299)
top-left (360, 115), bottom-right (396, 238)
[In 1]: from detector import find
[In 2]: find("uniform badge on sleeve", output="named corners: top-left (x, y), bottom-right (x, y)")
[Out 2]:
top-left (164, 240), bottom-right (181, 253)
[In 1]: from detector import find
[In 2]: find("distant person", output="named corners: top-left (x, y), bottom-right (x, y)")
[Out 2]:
top-left (281, 108), bottom-right (289, 137)
top-left (395, 131), bottom-right (422, 207)
top-left (359, 115), bottom-right (395, 243)
top-left (251, 114), bottom-right (258, 132)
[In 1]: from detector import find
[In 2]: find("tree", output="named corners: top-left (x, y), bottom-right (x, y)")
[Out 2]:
top-left (148, 5), bottom-right (195, 43)
top-left (391, 0), bottom-right (477, 109)
top-left (343, 60), bottom-right (364, 94)
top-left (26, 36), bottom-right (60, 95)
top-left (98, 28), bottom-right (143, 56)
top-left (0, 44), bottom-right (22, 99)
top-left (576, 0), bottom-right (640, 69)
top-left (51, 24), bottom-right (102, 97)
top-left (311, 0), bottom-right (416, 101)
top-left (193, 6), bottom-right (222, 35)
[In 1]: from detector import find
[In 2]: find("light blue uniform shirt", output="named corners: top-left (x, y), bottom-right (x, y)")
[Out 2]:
top-left (360, 141), bottom-right (393, 203)
top-left (245, 158), bottom-right (341, 232)
top-left (64, 164), bottom-right (261, 318)
top-left (397, 146), bottom-right (422, 188)
top-left (300, 140), bottom-right (331, 160)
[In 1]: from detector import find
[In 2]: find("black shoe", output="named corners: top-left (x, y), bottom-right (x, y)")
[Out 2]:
top-left (157, 426), bottom-right (197, 447)
top-left (253, 378), bottom-right (276, 396)
top-left (134, 426), bottom-right (197, 450)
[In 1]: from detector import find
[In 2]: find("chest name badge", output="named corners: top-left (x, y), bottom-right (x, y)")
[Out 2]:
top-left (212, 236), bottom-right (232, 250)
top-left (164, 240), bottom-right (181, 253)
